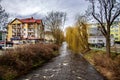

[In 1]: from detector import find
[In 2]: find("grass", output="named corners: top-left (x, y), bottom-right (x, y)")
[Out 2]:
top-left (84, 49), bottom-right (120, 80)
top-left (0, 43), bottom-right (59, 80)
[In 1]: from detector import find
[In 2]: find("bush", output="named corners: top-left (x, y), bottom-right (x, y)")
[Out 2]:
top-left (46, 44), bottom-right (59, 51)
top-left (0, 43), bottom-right (59, 80)
top-left (84, 50), bottom-right (120, 80)
top-left (93, 54), bottom-right (120, 80)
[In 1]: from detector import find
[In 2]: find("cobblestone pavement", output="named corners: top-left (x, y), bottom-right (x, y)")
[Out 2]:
top-left (17, 42), bottom-right (106, 80)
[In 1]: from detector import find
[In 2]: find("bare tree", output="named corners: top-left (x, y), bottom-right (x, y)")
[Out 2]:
top-left (0, 0), bottom-right (8, 30)
top-left (44, 11), bottom-right (66, 45)
top-left (87, 0), bottom-right (120, 57)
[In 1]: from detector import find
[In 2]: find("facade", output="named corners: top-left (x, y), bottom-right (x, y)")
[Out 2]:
top-left (87, 23), bottom-right (115, 46)
top-left (88, 22), bottom-right (120, 42)
top-left (110, 22), bottom-right (120, 42)
top-left (88, 36), bottom-right (114, 46)
top-left (7, 17), bottom-right (44, 44)
top-left (0, 31), bottom-right (6, 41)
top-left (0, 31), bottom-right (7, 48)
top-left (87, 23), bottom-right (102, 36)
top-left (44, 31), bottom-right (55, 43)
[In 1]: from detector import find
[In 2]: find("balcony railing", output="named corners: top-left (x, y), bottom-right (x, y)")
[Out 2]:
top-left (12, 30), bottom-right (17, 32)
top-left (28, 29), bottom-right (34, 32)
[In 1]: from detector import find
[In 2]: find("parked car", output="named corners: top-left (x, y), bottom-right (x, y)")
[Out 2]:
top-left (0, 41), bottom-right (5, 44)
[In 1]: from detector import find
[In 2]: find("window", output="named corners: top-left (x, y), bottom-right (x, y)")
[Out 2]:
top-left (115, 29), bottom-right (118, 32)
top-left (115, 34), bottom-right (118, 36)
top-left (12, 24), bottom-right (16, 28)
top-left (111, 34), bottom-right (114, 37)
top-left (115, 38), bottom-right (118, 40)
top-left (93, 40), bottom-right (95, 42)
top-left (98, 40), bottom-right (103, 42)
top-left (22, 23), bottom-right (25, 26)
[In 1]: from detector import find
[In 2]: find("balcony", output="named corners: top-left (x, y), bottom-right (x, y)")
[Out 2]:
top-left (28, 24), bottom-right (34, 28)
top-left (28, 29), bottom-right (34, 32)
top-left (12, 29), bottom-right (17, 33)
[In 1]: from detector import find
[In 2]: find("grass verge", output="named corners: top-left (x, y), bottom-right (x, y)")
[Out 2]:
top-left (84, 50), bottom-right (120, 80)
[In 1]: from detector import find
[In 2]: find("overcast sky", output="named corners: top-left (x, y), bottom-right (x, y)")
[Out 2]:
top-left (1, 0), bottom-right (89, 28)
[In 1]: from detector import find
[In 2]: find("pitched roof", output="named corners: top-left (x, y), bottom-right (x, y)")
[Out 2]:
top-left (20, 17), bottom-right (42, 24)
top-left (10, 17), bottom-right (42, 24)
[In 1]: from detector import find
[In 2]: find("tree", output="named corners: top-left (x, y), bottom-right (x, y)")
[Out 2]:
top-left (75, 15), bottom-right (90, 52)
top-left (0, 0), bottom-right (8, 30)
top-left (87, 0), bottom-right (120, 57)
top-left (66, 15), bottom-right (89, 53)
top-left (44, 11), bottom-right (66, 45)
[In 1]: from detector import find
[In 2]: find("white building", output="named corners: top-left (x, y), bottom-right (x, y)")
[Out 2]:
top-left (88, 36), bottom-right (114, 47)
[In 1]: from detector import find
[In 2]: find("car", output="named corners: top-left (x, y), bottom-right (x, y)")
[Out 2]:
top-left (0, 41), bottom-right (5, 44)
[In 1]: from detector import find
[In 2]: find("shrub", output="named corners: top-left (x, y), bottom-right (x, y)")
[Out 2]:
top-left (93, 54), bottom-right (120, 80)
top-left (0, 43), bottom-right (59, 80)
top-left (46, 44), bottom-right (59, 51)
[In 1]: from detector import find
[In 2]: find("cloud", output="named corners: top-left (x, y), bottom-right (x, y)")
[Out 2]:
top-left (1, 0), bottom-right (89, 27)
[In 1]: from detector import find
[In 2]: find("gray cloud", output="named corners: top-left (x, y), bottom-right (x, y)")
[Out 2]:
top-left (1, 0), bottom-right (89, 27)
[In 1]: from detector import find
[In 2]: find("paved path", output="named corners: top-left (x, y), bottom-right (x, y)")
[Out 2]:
top-left (17, 42), bottom-right (106, 80)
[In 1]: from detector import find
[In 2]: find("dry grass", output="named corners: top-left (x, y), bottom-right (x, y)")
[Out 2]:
top-left (0, 43), bottom-right (59, 80)
top-left (84, 50), bottom-right (120, 80)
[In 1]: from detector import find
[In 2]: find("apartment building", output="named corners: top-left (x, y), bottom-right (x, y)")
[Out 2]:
top-left (87, 23), bottom-right (115, 46)
top-left (44, 31), bottom-right (55, 43)
top-left (110, 22), bottom-right (120, 42)
top-left (7, 17), bottom-right (44, 44)
top-left (88, 36), bottom-right (114, 47)
top-left (88, 22), bottom-right (120, 43)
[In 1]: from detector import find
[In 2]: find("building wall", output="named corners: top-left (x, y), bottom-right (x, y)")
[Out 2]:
top-left (87, 23), bottom-right (102, 36)
top-left (88, 22), bottom-right (120, 42)
top-left (23, 23), bottom-right (28, 38)
top-left (88, 36), bottom-right (114, 46)
top-left (110, 23), bottom-right (120, 42)
top-left (7, 24), bottom-right (12, 41)
top-left (0, 32), bottom-right (6, 41)
top-left (7, 19), bottom-right (43, 42)
top-left (7, 19), bottom-right (22, 41)
top-left (45, 34), bottom-right (54, 41)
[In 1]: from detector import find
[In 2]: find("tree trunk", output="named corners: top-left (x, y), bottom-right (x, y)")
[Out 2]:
top-left (106, 32), bottom-right (111, 57)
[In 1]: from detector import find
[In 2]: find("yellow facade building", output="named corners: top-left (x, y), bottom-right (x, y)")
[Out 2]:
top-left (88, 22), bottom-right (120, 42)
top-left (7, 17), bottom-right (44, 43)
top-left (110, 22), bottom-right (120, 42)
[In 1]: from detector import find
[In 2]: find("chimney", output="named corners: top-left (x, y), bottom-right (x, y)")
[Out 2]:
top-left (31, 17), bottom-right (33, 19)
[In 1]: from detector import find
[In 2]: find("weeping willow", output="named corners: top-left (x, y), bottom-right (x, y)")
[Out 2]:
top-left (66, 16), bottom-right (90, 53)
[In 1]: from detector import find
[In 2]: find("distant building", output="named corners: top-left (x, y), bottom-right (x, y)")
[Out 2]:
top-left (0, 31), bottom-right (7, 47)
top-left (0, 31), bottom-right (6, 41)
top-left (88, 22), bottom-right (120, 43)
top-left (87, 23), bottom-right (115, 46)
top-left (44, 31), bottom-right (55, 43)
top-left (7, 17), bottom-right (44, 44)
top-left (110, 21), bottom-right (120, 43)
top-left (88, 36), bottom-right (114, 47)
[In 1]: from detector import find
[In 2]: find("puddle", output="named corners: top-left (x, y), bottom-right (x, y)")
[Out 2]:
top-left (63, 62), bottom-right (69, 66)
